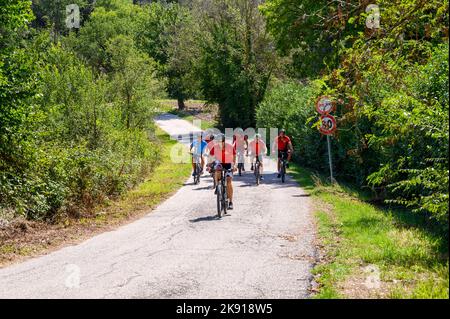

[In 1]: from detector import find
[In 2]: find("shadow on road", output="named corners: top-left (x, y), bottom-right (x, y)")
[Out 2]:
top-left (192, 185), bottom-right (213, 191)
top-left (189, 216), bottom-right (220, 223)
top-left (234, 171), bottom-right (300, 189)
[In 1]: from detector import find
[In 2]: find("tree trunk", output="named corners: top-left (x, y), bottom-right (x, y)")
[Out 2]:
top-left (177, 97), bottom-right (186, 111)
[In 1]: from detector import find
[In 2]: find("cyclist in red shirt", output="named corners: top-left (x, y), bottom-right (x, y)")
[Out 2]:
top-left (248, 134), bottom-right (267, 179)
top-left (209, 134), bottom-right (237, 210)
top-left (233, 128), bottom-right (248, 172)
top-left (273, 129), bottom-right (293, 178)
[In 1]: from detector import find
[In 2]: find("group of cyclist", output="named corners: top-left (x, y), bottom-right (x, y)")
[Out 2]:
top-left (190, 129), bottom-right (293, 211)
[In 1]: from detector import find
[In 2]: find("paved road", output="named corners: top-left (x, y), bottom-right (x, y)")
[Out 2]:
top-left (0, 114), bottom-right (316, 299)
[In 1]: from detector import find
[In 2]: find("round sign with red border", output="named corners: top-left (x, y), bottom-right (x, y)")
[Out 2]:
top-left (319, 115), bottom-right (337, 135)
top-left (316, 96), bottom-right (336, 115)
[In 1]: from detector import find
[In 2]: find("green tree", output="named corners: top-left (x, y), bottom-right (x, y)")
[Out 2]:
top-left (260, 0), bottom-right (362, 79)
top-left (259, 0), bottom-right (449, 227)
top-left (107, 35), bottom-right (162, 129)
top-left (195, 0), bottom-right (277, 128)
top-left (135, 2), bottom-right (198, 109)
top-left (31, 0), bottom-right (91, 39)
top-left (0, 0), bottom-right (36, 167)
top-left (67, 0), bottom-right (144, 71)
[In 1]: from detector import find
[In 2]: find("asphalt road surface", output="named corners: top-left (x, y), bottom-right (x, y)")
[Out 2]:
top-left (0, 114), bottom-right (316, 299)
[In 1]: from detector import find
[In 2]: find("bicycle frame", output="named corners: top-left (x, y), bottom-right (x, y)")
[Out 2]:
top-left (254, 156), bottom-right (262, 185)
top-left (192, 154), bottom-right (202, 184)
top-left (279, 152), bottom-right (288, 183)
top-left (216, 168), bottom-right (231, 218)
top-left (237, 150), bottom-right (245, 176)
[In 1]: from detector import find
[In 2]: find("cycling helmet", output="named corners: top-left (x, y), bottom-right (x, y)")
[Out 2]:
top-left (235, 128), bottom-right (244, 135)
top-left (255, 133), bottom-right (261, 139)
top-left (217, 133), bottom-right (225, 142)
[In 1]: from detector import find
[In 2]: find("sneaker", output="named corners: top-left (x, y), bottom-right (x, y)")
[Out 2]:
top-left (251, 165), bottom-right (254, 171)
top-left (228, 202), bottom-right (234, 210)
top-left (277, 173), bottom-right (281, 178)
top-left (260, 176), bottom-right (264, 181)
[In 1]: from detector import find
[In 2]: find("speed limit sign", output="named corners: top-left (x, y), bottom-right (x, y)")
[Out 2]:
top-left (319, 114), bottom-right (337, 135)
top-left (315, 95), bottom-right (337, 182)
top-left (316, 96), bottom-right (335, 115)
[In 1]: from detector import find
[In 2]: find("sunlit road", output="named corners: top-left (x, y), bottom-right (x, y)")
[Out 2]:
top-left (0, 114), bottom-right (316, 298)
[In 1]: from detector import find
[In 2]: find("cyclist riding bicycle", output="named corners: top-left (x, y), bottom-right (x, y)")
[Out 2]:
top-left (233, 128), bottom-right (248, 172)
top-left (206, 134), bottom-right (217, 172)
top-left (190, 133), bottom-right (208, 176)
top-left (249, 133), bottom-right (267, 180)
top-left (209, 134), bottom-right (236, 210)
top-left (273, 129), bottom-right (293, 178)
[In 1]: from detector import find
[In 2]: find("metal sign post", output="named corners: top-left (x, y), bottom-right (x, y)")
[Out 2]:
top-left (316, 96), bottom-right (337, 183)
top-left (327, 135), bottom-right (334, 182)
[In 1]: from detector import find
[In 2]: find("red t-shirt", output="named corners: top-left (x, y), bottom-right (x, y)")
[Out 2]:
top-left (249, 140), bottom-right (267, 155)
top-left (276, 136), bottom-right (291, 151)
top-left (233, 134), bottom-right (246, 152)
top-left (210, 142), bottom-right (236, 164)
top-left (206, 140), bottom-right (216, 152)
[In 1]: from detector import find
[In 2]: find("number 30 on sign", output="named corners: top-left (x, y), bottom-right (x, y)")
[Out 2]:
top-left (319, 115), bottom-right (337, 135)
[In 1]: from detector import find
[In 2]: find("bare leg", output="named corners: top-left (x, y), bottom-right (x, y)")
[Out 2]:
top-left (215, 171), bottom-right (221, 187)
top-left (226, 176), bottom-right (233, 202)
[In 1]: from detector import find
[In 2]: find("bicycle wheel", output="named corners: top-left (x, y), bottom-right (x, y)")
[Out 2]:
top-left (216, 185), bottom-right (222, 218)
top-left (281, 162), bottom-right (286, 183)
top-left (222, 182), bottom-right (227, 215)
top-left (196, 164), bottom-right (201, 184)
top-left (238, 163), bottom-right (242, 176)
top-left (255, 163), bottom-right (260, 185)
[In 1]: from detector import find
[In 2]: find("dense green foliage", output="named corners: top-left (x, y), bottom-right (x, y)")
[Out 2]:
top-left (193, 0), bottom-right (277, 128)
top-left (0, 0), bottom-right (447, 299)
top-left (259, 0), bottom-right (449, 230)
top-left (1, 0), bottom-right (162, 221)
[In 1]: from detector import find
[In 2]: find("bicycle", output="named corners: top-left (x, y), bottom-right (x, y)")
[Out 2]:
top-left (191, 153), bottom-right (202, 185)
top-left (215, 166), bottom-right (232, 218)
top-left (279, 151), bottom-right (289, 183)
top-left (254, 155), bottom-right (262, 185)
top-left (208, 162), bottom-right (216, 189)
top-left (237, 150), bottom-right (245, 176)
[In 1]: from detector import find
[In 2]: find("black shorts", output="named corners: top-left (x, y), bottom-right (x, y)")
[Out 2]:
top-left (278, 150), bottom-right (289, 159)
top-left (222, 163), bottom-right (232, 170)
top-left (214, 162), bottom-right (233, 178)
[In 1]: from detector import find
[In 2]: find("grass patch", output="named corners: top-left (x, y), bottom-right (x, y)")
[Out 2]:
top-left (288, 163), bottom-right (449, 299)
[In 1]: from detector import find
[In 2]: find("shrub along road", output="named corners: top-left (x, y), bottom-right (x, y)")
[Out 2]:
top-left (0, 114), bottom-right (316, 298)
